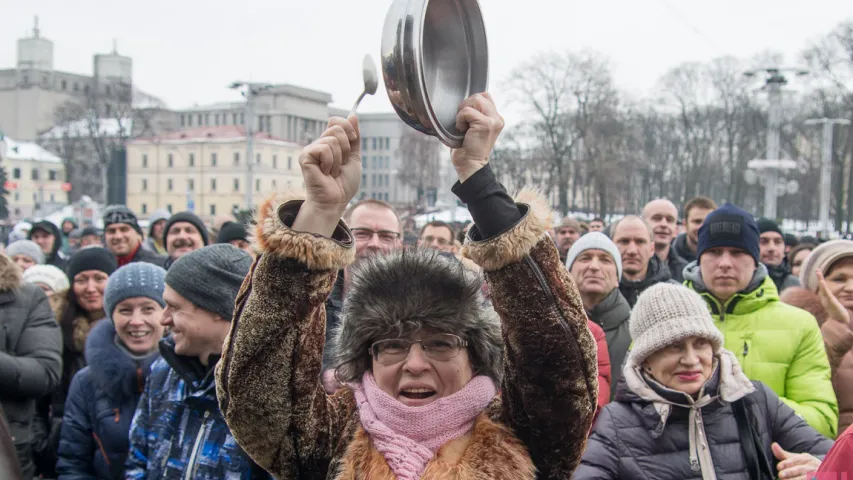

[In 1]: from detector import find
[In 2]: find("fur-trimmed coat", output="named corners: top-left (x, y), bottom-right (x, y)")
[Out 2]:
top-left (0, 255), bottom-right (62, 480)
top-left (216, 191), bottom-right (599, 479)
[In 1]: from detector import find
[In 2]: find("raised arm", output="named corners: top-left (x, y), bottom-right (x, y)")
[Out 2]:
top-left (216, 116), bottom-right (361, 478)
top-left (451, 94), bottom-right (598, 479)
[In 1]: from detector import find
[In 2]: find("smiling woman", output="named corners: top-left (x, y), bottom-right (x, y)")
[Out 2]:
top-left (57, 262), bottom-right (167, 479)
top-left (576, 283), bottom-right (833, 480)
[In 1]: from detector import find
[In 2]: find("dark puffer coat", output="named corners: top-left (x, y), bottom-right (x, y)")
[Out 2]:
top-left (619, 255), bottom-right (678, 308)
top-left (56, 319), bottom-right (159, 479)
top-left (575, 350), bottom-right (834, 479)
top-left (0, 254), bottom-right (62, 480)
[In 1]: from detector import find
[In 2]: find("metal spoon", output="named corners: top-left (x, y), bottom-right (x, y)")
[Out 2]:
top-left (350, 54), bottom-right (378, 116)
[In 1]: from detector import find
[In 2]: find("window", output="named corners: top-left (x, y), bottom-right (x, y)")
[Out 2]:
top-left (240, 113), bottom-right (244, 125)
top-left (197, 114), bottom-right (202, 126)
top-left (371, 174), bottom-right (376, 186)
top-left (362, 173), bottom-right (366, 186)
top-left (384, 174), bottom-right (389, 187)
top-left (385, 192), bottom-right (389, 202)
top-left (256, 153), bottom-right (261, 165)
top-left (363, 157), bottom-right (368, 169)
top-left (167, 179), bottom-right (173, 191)
top-left (205, 114), bottom-right (210, 125)
top-left (14, 192), bottom-right (19, 201)
top-left (167, 204), bottom-right (173, 213)
top-left (168, 154), bottom-right (174, 168)
top-left (287, 157), bottom-right (292, 170)
top-left (31, 168), bottom-right (39, 180)
top-left (61, 79), bottom-right (67, 90)
top-left (271, 180), bottom-right (276, 189)
top-left (12, 168), bottom-right (20, 179)
top-left (233, 113), bottom-right (238, 125)
top-left (233, 153), bottom-right (240, 166)
top-left (215, 114), bottom-right (220, 126)
top-left (105, 85), bottom-right (111, 95)
top-left (142, 179), bottom-right (148, 191)
top-left (362, 138), bottom-right (368, 150)
top-left (189, 153), bottom-right (195, 167)
top-left (141, 203), bottom-right (148, 214)
top-left (233, 178), bottom-right (239, 191)
top-left (372, 138), bottom-right (377, 150)
top-left (210, 204), bottom-right (216, 215)
top-left (142, 154), bottom-right (148, 168)
top-left (188, 179), bottom-right (194, 191)
top-left (181, 115), bottom-right (185, 126)
top-left (273, 155), bottom-right (277, 168)
top-left (50, 193), bottom-right (55, 202)
top-left (211, 153), bottom-right (217, 166)
top-left (211, 178), bottom-right (217, 191)
top-left (73, 82), bottom-right (79, 91)
top-left (188, 115), bottom-right (193, 127)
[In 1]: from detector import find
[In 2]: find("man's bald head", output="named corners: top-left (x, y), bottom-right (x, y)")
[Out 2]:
top-left (642, 199), bottom-right (679, 249)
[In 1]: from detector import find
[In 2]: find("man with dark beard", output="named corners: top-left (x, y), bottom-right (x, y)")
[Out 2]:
top-left (321, 199), bottom-right (403, 393)
top-left (161, 212), bottom-right (210, 269)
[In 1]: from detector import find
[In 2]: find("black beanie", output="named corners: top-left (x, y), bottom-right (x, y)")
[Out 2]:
top-left (697, 203), bottom-right (761, 264)
top-left (756, 218), bottom-right (783, 237)
top-left (216, 221), bottom-right (248, 244)
top-left (163, 212), bottom-right (210, 247)
top-left (103, 205), bottom-right (143, 236)
top-left (67, 247), bottom-right (118, 280)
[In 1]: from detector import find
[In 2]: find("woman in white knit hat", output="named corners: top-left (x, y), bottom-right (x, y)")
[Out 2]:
top-left (23, 264), bottom-right (70, 320)
top-left (575, 282), bottom-right (832, 480)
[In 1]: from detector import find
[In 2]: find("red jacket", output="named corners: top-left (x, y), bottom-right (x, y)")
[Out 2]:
top-left (588, 320), bottom-right (611, 416)
top-left (815, 425), bottom-right (852, 479)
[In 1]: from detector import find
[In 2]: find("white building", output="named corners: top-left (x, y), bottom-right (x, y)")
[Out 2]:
top-left (0, 135), bottom-right (68, 220)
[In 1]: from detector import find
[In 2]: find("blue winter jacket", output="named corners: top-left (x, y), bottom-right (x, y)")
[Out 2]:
top-left (125, 336), bottom-right (268, 479)
top-left (56, 320), bottom-right (159, 480)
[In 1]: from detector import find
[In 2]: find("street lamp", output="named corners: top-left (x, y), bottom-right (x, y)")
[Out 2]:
top-left (228, 81), bottom-right (273, 210)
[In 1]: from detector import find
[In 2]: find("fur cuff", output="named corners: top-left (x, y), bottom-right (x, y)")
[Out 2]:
top-left (253, 192), bottom-right (355, 271)
top-left (463, 188), bottom-right (552, 271)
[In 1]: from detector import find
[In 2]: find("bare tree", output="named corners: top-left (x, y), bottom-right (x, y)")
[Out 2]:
top-left (396, 129), bottom-right (442, 209)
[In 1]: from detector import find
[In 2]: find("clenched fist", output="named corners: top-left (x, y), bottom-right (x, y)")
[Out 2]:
top-left (292, 115), bottom-right (362, 237)
top-left (451, 93), bottom-right (504, 183)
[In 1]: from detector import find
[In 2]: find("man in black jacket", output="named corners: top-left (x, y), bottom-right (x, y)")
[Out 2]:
top-left (0, 254), bottom-right (62, 479)
top-left (27, 221), bottom-right (67, 271)
top-left (611, 215), bottom-right (678, 307)
top-left (102, 205), bottom-right (167, 268)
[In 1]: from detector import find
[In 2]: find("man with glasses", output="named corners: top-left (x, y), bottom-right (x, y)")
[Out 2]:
top-left (418, 221), bottom-right (456, 254)
top-left (321, 199), bottom-right (404, 393)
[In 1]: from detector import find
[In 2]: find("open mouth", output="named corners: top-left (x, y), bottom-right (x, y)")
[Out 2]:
top-left (399, 388), bottom-right (436, 400)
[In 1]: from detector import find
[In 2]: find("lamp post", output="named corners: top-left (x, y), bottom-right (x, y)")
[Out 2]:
top-left (228, 82), bottom-right (273, 210)
top-left (805, 118), bottom-right (851, 237)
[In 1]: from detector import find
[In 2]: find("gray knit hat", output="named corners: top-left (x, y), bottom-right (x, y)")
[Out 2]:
top-left (332, 248), bottom-right (503, 384)
top-left (104, 263), bottom-right (167, 322)
top-left (6, 240), bottom-right (45, 265)
top-left (628, 283), bottom-right (724, 365)
top-left (565, 232), bottom-right (623, 280)
top-left (165, 244), bottom-right (251, 321)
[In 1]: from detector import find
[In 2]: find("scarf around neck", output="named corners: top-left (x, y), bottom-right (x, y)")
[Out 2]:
top-left (351, 372), bottom-right (497, 480)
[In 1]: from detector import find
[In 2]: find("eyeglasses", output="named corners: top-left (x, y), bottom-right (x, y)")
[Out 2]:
top-left (369, 333), bottom-right (468, 365)
top-left (352, 228), bottom-right (400, 244)
top-left (421, 235), bottom-right (450, 246)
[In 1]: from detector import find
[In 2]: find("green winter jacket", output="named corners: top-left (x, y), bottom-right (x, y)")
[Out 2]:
top-left (684, 262), bottom-right (839, 438)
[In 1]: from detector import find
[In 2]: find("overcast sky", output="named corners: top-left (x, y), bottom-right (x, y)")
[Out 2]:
top-left (2, 0), bottom-right (850, 120)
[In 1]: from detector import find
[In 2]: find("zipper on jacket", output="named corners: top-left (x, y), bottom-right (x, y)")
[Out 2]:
top-left (742, 342), bottom-right (749, 358)
top-left (184, 410), bottom-right (210, 480)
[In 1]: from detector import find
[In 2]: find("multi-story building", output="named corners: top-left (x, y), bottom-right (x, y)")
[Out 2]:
top-left (125, 126), bottom-right (303, 220)
top-left (357, 112), bottom-right (418, 206)
top-left (0, 135), bottom-right (68, 220)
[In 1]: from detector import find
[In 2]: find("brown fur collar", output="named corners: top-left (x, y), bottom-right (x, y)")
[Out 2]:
top-left (463, 189), bottom-right (552, 272)
top-left (335, 414), bottom-right (535, 479)
top-left (0, 255), bottom-right (22, 292)
top-left (253, 191), bottom-right (355, 271)
top-left (65, 313), bottom-right (104, 353)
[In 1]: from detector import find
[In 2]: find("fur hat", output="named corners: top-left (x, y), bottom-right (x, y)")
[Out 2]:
top-left (332, 248), bottom-right (502, 384)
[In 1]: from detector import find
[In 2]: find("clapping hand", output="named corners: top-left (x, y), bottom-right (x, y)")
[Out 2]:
top-left (772, 442), bottom-right (821, 480)
top-left (292, 116), bottom-right (362, 237)
top-left (816, 271), bottom-right (850, 325)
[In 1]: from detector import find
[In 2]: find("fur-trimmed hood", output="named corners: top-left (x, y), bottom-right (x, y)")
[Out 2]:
top-left (84, 319), bottom-right (160, 404)
top-left (0, 254), bottom-right (22, 292)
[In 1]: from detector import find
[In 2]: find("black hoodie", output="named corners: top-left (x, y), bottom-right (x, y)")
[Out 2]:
top-left (28, 221), bottom-right (67, 271)
top-left (619, 255), bottom-right (679, 308)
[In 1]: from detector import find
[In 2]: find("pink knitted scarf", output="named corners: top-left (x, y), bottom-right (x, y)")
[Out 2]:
top-left (351, 372), bottom-right (497, 480)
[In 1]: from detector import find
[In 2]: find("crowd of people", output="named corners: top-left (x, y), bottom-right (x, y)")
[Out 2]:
top-left (0, 92), bottom-right (850, 479)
